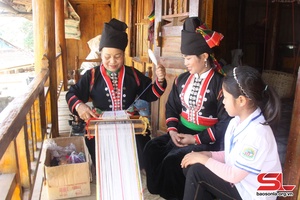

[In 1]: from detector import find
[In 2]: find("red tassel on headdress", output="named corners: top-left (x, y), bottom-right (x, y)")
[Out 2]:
top-left (210, 54), bottom-right (226, 76)
top-left (195, 24), bottom-right (224, 48)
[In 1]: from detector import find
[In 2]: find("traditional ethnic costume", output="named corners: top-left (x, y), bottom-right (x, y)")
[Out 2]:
top-left (66, 18), bottom-right (167, 169)
top-left (143, 17), bottom-right (231, 199)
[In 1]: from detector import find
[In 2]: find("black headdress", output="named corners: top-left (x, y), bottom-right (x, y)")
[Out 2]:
top-left (181, 17), bottom-right (223, 55)
top-left (99, 18), bottom-right (128, 51)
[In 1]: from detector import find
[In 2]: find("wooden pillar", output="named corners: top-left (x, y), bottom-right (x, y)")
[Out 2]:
top-left (118, 1), bottom-right (126, 22)
top-left (189, 0), bottom-right (200, 17)
top-left (281, 68), bottom-right (300, 200)
top-left (33, 0), bottom-right (59, 137)
top-left (46, 0), bottom-right (59, 137)
top-left (124, 0), bottom-right (132, 66)
top-left (111, 0), bottom-right (126, 21)
top-left (151, 0), bottom-right (163, 136)
top-left (32, 0), bottom-right (46, 72)
top-left (265, 3), bottom-right (280, 70)
top-left (237, 0), bottom-right (245, 49)
top-left (55, 0), bottom-right (69, 91)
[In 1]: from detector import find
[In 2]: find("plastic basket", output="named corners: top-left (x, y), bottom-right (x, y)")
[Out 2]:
top-left (261, 70), bottom-right (296, 99)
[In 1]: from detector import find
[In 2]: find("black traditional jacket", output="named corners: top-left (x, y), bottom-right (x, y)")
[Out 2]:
top-left (66, 64), bottom-right (166, 115)
top-left (166, 69), bottom-right (231, 146)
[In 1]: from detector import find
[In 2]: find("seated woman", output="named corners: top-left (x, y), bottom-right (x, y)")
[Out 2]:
top-left (143, 17), bottom-right (231, 200)
top-left (66, 18), bottom-right (167, 169)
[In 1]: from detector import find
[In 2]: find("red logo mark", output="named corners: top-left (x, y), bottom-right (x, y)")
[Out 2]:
top-left (257, 173), bottom-right (296, 191)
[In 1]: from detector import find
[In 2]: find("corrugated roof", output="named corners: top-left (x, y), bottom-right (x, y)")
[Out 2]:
top-left (0, 37), bottom-right (33, 69)
top-left (0, 0), bottom-right (32, 19)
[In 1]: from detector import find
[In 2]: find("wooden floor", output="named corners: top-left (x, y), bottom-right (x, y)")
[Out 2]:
top-left (40, 91), bottom-right (164, 200)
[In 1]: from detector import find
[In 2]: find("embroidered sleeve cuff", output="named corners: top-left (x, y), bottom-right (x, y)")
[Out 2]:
top-left (153, 79), bottom-right (166, 95)
top-left (194, 135), bottom-right (201, 145)
top-left (207, 128), bottom-right (216, 143)
top-left (167, 127), bottom-right (178, 132)
top-left (71, 100), bottom-right (83, 113)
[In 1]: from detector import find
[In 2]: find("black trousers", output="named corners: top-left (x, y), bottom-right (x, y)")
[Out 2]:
top-left (85, 132), bottom-right (151, 169)
top-left (183, 163), bottom-right (242, 200)
top-left (143, 133), bottom-right (222, 200)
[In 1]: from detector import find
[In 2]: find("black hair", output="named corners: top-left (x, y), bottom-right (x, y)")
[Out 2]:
top-left (195, 54), bottom-right (214, 68)
top-left (223, 66), bottom-right (281, 125)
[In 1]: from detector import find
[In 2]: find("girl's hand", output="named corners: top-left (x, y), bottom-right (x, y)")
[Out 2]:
top-left (181, 151), bottom-right (210, 168)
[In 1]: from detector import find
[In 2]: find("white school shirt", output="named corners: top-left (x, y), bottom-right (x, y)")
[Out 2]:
top-left (224, 108), bottom-right (282, 200)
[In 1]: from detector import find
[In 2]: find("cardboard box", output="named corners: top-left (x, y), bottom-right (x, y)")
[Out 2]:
top-left (44, 136), bottom-right (91, 199)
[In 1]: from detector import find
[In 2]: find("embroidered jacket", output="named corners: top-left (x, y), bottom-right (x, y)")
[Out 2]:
top-left (166, 69), bottom-right (230, 146)
top-left (66, 64), bottom-right (166, 115)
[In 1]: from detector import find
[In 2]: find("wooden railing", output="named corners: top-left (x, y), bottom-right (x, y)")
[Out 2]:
top-left (163, 0), bottom-right (188, 16)
top-left (0, 63), bottom-right (50, 199)
top-left (56, 46), bottom-right (64, 95)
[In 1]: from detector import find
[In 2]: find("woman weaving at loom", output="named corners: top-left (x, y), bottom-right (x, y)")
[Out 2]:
top-left (143, 17), bottom-right (232, 200)
top-left (66, 18), bottom-right (166, 168)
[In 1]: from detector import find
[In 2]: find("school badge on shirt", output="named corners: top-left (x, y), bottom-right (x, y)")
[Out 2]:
top-left (240, 145), bottom-right (257, 161)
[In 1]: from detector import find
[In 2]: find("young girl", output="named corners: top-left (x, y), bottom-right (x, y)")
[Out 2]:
top-left (181, 66), bottom-right (282, 200)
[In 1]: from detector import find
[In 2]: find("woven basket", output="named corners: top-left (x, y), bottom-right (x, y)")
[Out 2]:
top-left (261, 70), bottom-right (296, 99)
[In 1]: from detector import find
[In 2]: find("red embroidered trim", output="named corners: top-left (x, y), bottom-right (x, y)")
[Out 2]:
top-left (207, 128), bottom-right (216, 142)
top-left (194, 135), bottom-right (201, 145)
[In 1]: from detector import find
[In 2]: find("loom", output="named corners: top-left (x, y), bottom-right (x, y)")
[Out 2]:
top-left (86, 115), bottom-right (150, 136)
top-left (85, 111), bottom-right (149, 200)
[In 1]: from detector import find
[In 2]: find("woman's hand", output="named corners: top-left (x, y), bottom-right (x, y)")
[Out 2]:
top-left (169, 131), bottom-right (197, 147)
top-left (156, 64), bottom-right (166, 83)
top-left (76, 103), bottom-right (98, 121)
top-left (181, 151), bottom-right (211, 168)
top-left (177, 133), bottom-right (196, 146)
top-left (169, 130), bottom-right (184, 147)
top-left (169, 131), bottom-right (193, 147)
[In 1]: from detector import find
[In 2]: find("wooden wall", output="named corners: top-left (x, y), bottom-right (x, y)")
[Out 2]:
top-left (131, 0), bottom-right (154, 75)
top-left (66, 0), bottom-right (111, 76)
top-left (213, 0), bottom-right (300, 74)
top-left (65, 0), bottom-right (154, 77)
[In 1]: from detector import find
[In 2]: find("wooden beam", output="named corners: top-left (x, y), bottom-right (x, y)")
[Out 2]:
top-left (55, 0), bottom-right (69, 91)
top-left (33, 0), bottom-right (45, 73)
top-left (16, 127), bottom-right (31, 189)
top-left (70, 0), bottom-right (111, 4)
top-left (265, 3), bottom-right (280, 70)
top-left (281, 67), bottom-right (300, 200)
top-left (151, 0), bottom-right (163, 136)
top-left (44, 0), bottom-right (59, 137)
top-left (0, 2), bottom-right (18, 13)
